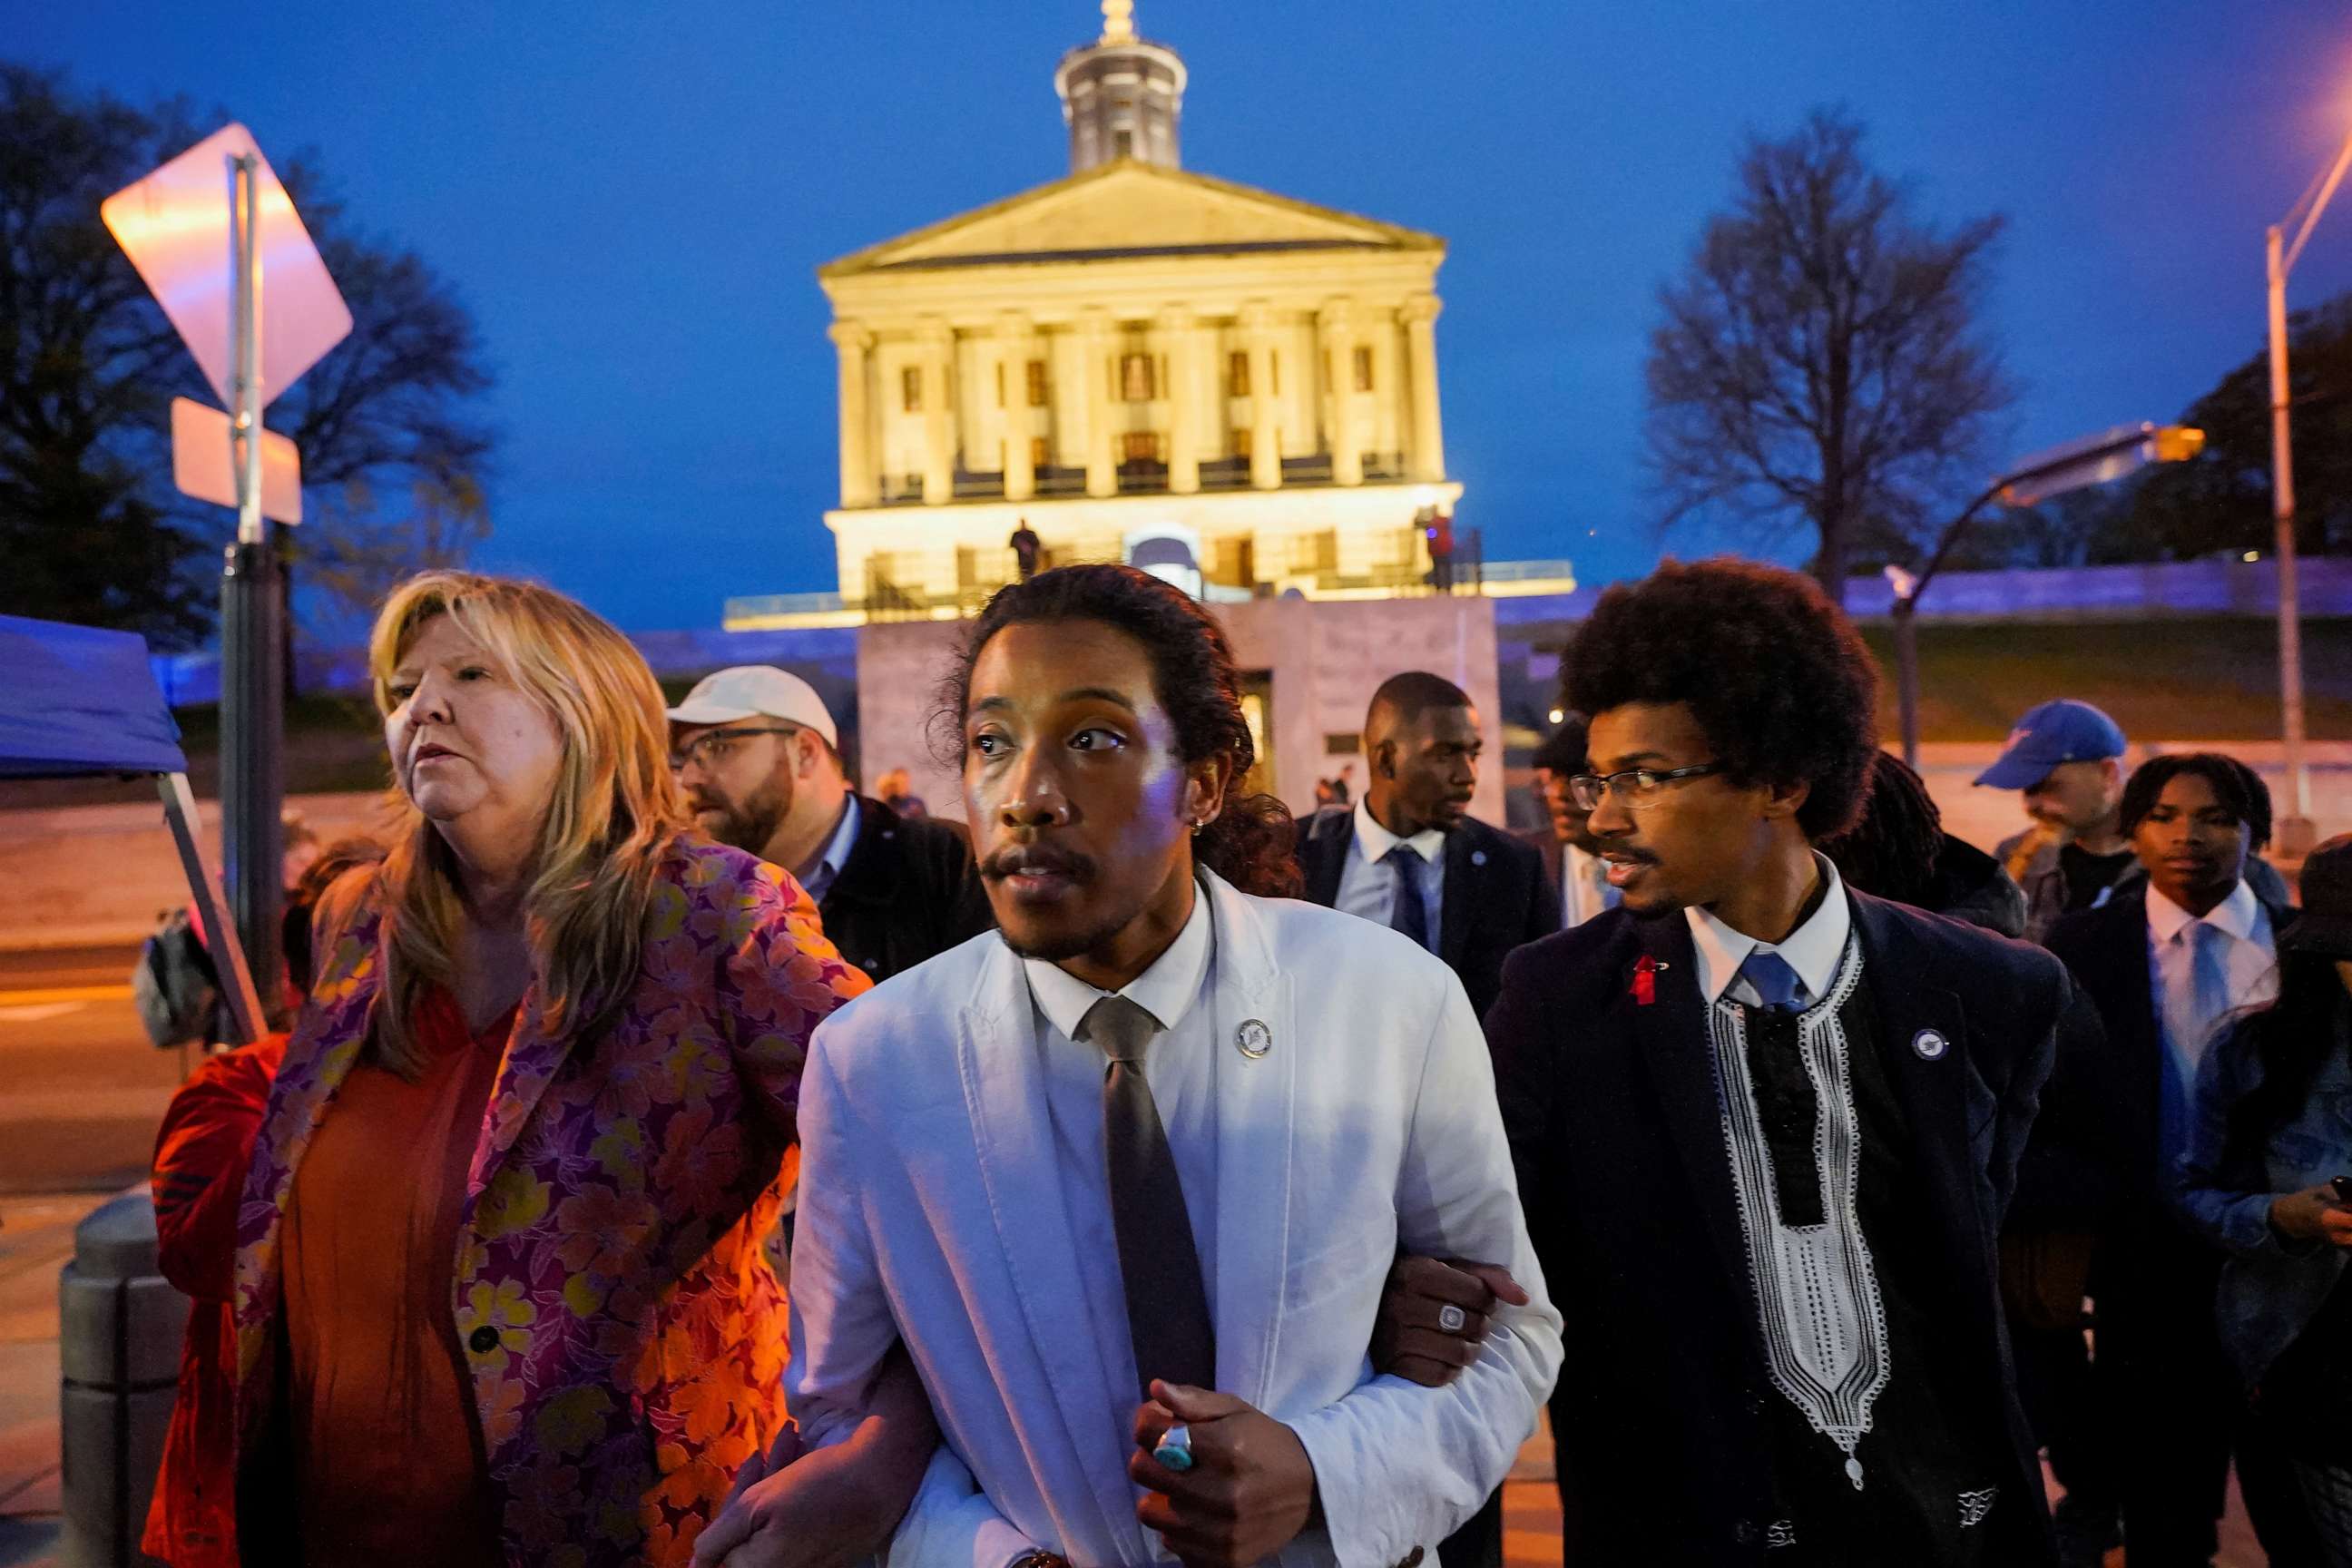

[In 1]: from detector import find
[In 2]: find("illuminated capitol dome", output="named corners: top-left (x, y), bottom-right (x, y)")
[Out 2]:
top-left (727, 1), bottom-right (1570, 632)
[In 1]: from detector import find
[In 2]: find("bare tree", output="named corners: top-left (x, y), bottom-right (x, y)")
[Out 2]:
top-left (1644, 109), bottom-right (2013, 602)
top-left (302, 471), bottom-right (490, 635)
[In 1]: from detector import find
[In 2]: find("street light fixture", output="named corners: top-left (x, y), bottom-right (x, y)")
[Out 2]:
top-left (2265, 123), bottom-right (2352, 853)
top-left (1890, 423), bottom-right (2204, 769)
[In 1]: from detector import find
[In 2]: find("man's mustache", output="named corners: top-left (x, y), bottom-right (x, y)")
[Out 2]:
top-left (982, 845), bottom-right (1096, 882)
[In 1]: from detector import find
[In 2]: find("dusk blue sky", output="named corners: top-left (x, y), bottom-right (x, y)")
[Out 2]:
top-left (24, 1), bottom-right (2352, 632)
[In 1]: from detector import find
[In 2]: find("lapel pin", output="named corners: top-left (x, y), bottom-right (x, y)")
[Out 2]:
top-left (1630, 955), bottom-right (1669, 1007)
top-left (1911, 1028), bottom-right (1949, 1062)
top-left (1235, 1019), bottom-right (1273, 1059)
top-left (1471, 849), bottom-right (1488, 867)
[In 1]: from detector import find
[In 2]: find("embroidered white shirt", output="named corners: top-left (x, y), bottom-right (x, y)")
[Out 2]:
top-left (1695, 857), bottom-right (1886, 1491)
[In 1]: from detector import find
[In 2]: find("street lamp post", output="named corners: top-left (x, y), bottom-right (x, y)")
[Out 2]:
top-left (2267, 125), bottom-right (2352, 854)
top-left (1892, 424), bottom-right (2203, 769)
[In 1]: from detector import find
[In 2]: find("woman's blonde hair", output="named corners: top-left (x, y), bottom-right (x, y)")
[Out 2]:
top-left (365, 571), bottom-right (686, 1076)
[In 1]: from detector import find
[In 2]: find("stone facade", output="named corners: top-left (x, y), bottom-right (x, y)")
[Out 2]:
top-left (808, 5), bottom-right (1463, 621)
top-left (856, 593), bottom-right (1504, 828)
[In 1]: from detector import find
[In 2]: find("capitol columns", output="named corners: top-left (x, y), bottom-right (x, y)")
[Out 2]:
top-left (1240, 300), bottom-right (1281, 491)
top-left (1318, 297), bottom-right (1362, 487)
top-left (1080, 308), bottom-right (1117, 498)
top-left (1157, 303), bottom-right (1201, 495)
top-left (828, 321), bottom-right (876, 509)
top-left (916, 318), bottom-right (956, 506)
top-left (998, 310), bottom-right (1038, 502)
top-left (1401, 292), bottom-right (1446, 483)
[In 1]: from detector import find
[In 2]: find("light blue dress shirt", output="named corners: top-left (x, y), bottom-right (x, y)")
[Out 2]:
top-left (796, 795), bottom-right (861, 905)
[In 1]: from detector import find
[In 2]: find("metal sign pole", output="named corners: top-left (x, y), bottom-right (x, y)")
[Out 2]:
top-left (220, 152), bottom-right (284, 1024)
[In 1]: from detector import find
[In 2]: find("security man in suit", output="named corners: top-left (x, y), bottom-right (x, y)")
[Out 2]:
top-left (1295, 671), bottom-right (1557, 1023)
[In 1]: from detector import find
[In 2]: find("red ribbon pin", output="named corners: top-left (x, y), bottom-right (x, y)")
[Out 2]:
top-left (1630, 955), bottom-right (1663, 1006)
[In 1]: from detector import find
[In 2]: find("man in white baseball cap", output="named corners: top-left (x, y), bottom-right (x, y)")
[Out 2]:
top-left (669, 667), bottom-right (991, 983)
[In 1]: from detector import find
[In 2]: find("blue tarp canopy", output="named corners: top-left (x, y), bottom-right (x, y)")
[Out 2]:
top-left (0, 614), bottom-right (187, 779)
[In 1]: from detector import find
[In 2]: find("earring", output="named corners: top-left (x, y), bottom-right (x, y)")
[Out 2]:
top-left (1191, 819), bottom-right (1205, 836)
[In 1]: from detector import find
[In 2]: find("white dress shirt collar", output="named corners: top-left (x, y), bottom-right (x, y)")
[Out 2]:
top-left (1023, 876), bottom-right (1214, 1042)
top-left (1353, 796), bottom-right (1445, 867)
top-left (1685, 854), bottom-right (1853, 1005)
top-left (2146, 877), bottom-right (2262, 946)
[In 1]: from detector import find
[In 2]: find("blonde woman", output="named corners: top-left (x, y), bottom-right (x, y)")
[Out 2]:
top-left (230, 572), bottom-right (870, 1567)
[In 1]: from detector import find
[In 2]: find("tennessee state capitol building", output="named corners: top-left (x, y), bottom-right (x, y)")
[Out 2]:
top-left (727, 3), bottom-right (1573, 822)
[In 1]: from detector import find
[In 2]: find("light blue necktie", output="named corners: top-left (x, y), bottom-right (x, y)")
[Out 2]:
top-left (2188, 920), bottom-right (2234, 1048)
top-left (2159, 921), bottom-right (2236, 1158)
top-left (1739, 949), bottom-right (1808, 1014)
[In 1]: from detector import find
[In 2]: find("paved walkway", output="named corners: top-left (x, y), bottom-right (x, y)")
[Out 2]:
top-left (0, 1194), bottom-right (92, 1567)
top-left (0, 1189), bottom-right (2276, 1568)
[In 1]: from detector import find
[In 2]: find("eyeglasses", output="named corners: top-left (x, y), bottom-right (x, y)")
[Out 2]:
top-left (670, 725), bottom-right (799, 772)
top-left (1566, 763), bottom-right (1726, 811)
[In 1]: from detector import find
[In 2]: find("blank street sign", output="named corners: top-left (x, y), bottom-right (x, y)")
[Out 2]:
top-left (101, 123), bottom-right (352, 412)
top-left (171, 399), bottom-right (301, 524)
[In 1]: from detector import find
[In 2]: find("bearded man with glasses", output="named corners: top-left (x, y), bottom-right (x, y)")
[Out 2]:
top-left (1432, 559), bottom-right (2077, 1564)
top-left (669, 666), bottom-right (993, 985)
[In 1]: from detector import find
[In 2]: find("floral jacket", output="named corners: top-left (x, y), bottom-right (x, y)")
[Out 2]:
top-left (232, 839), bottom-right (868, 1568)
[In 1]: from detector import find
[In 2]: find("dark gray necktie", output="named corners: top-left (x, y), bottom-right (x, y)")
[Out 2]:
top-left (1082, 994), bottom-right (1216, 1397)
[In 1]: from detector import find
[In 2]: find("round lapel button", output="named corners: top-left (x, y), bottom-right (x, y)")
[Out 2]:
top-left (1236, 1019), bottom-right (1272, 1059)
top-left (1912, 1028), bottom-right (1949, 1062)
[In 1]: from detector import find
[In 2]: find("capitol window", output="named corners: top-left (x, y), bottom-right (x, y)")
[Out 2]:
top-left (901, 366), bottom-right (922, 413)
top-left (1120, 352), bottom-right (1157, 402)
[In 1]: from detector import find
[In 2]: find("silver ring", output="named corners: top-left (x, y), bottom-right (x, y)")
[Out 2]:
top-left (1152, 1422), bottom-right (1194, 1472)
top-left (1437, 1303), bottom-right (1468, 1335)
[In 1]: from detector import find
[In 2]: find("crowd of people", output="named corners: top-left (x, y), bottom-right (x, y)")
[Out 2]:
top-left (131, 555), bottom-right (2352, 1568)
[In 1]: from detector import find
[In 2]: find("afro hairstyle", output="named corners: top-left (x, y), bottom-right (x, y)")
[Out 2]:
top-left (1563, 557), bottom-right (1880, 840)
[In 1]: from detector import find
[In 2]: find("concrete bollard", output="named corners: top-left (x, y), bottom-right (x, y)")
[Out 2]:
top-left (58, 1191), bottom-right (189, 1568)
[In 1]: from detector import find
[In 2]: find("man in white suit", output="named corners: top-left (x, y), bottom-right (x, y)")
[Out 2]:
top-left (704, 564), bottom-right (1559, 1568)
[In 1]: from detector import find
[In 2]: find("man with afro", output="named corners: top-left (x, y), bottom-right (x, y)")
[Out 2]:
top-left (1473, 559), bottom-right (2073, 1563)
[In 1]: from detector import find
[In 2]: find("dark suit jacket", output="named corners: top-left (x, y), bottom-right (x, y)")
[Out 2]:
top-left (1487, 893), bottom-right (2067, 1564)
top-left (817, 796), bottom-right (995, 985)
top-left (1294, 805), bottom-right (1558, 1020)
top-left (2044, 883), bottom-right (2296, 1209)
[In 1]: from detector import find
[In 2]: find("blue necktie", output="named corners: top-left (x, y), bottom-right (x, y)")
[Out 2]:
top-left (2188, 920), bottom-right (2234, 1049)
top-left (1385, 845), bottom-right (1431, 950)
top-left (1739, 948), bottom-right (1807, 1014)
top-left (2159, 921), bottom-right (2235, 1159)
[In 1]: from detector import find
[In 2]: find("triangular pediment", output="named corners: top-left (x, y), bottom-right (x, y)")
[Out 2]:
top-left (821, 160), bottom-right (1440, 277)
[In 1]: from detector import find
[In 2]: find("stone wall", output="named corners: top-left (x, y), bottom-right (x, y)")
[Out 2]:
top-left (852, 593), bottom-right (1505, 828)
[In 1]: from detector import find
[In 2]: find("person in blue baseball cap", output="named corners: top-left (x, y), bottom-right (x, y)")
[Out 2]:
top-left (1979, 701), bottom-right (2289, 948)
top-left (1976, 700), bottom-right (2133, 946)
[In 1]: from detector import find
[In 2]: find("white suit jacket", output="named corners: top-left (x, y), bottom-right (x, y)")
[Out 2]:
top-left (786, 869), bottom-right (1563, 1568)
